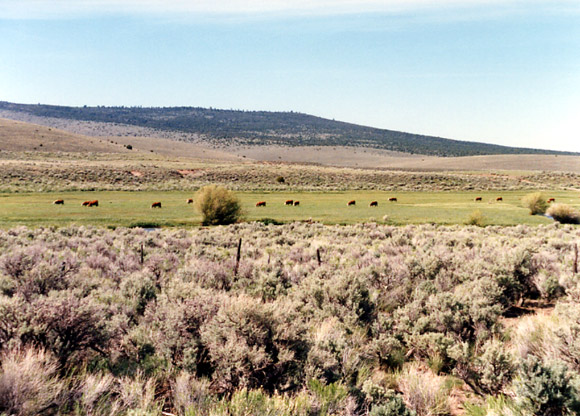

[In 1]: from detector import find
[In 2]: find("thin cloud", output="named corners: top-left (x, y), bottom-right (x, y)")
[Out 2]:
top-left (1, 0), bottom-right (577, 19)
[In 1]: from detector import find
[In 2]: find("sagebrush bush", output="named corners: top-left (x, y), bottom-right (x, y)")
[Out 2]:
top-left (194, 185), bottom-right (242, 225)
top-left (522, 192), bottom-right (548, 215)
top-left (514, 356), bottom-right (580, 415)
top-left (547, 203), bottom-right (580, 224)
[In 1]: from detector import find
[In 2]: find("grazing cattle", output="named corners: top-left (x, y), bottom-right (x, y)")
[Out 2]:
top-left (256, 201), bottom-right (266, 207)
top-left (389, 197), bottom-right (397, 202)
top-left (548, 198), bottom-right (555, 203)
top-left (496, 197), bottom-right (503, 202)
top-left (294, 201), bottom-right (300, 206)
top-left (370, 201), bottom-right (378, 207)
top-left (88, 200), bottom-right (99, 207)
top-left (186, 198), bottom-right (194, 204)
top-left (82, 201), bottom-right (90, 206)
top-left (151, 202), bottom-right (162, 208)
top-left (475, 197), bottom-right (482, 202)
top-left (285, 200), bottom-right (294, 206)
top-left (347, 200), bottom-right (356, 206)
top-left (53, 199), bottom-right (64, 205)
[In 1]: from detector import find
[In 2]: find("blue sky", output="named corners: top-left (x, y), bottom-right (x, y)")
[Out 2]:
top-left (1, 1), bottom-right (579, 152)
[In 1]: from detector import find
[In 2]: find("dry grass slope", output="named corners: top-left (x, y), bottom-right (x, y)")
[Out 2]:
top-left (0, 118), bottom-right (127, 153)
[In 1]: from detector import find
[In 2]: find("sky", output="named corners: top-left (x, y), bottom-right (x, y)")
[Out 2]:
top-left (1, 0), bottom-right (579, 152)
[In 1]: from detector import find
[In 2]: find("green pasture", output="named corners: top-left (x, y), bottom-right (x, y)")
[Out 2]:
top-left (0, 190), bottom-right (577, 228)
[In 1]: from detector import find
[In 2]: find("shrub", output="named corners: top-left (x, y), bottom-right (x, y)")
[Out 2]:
top-left (276, 176), bottom-right (285, 184)
top-left (522, 192), bottom-right (548, 215)
top-left (370, 394), bottom-right (416, 416)
top-left (466, 210), bottom-right (485, 227)
top-left (546, 204), bottom-right (580, 224)
top-left (514, 356), bottom-right (580, 415)
top-left (194, 185), bottom-right (242, 225)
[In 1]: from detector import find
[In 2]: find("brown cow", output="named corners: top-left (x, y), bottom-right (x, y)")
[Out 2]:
top-left (256, 201), bottom-right (266, 207)
top-left (151, 202), bottom-right (162, 208)
top-left (389, 197), bottom-right (397, 202)
top-left (285, 200), bottom-right (294, 205)
top-left (294, 201), bottom-right (300, 206)
top-left (82, 201), bottom-right (90, 206)
top-left (53, 199), bottom-right (64, 205)
top-left (475, 197), bottom-right (482, 202)
top-left (186, 198), bottom-right (194, 204)
top-left (547, 198), bottom-right (555, 203)
top-left (496, 197), bottom-right (503, 202)
top-left (370, 201), bottom-right (378, 207)
top-left (347, 200), bottom-right (356, 206)
top-left (88, 200), bottom-right (99, 207)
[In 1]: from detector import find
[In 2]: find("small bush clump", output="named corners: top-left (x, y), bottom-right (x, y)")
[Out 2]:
top-left (466, 210), bottom-right (485, 227)
top-left (194, 185), bottom-right (242, 225)
top-left (522, 192), bottom-right (548, 215)
top-left (546, 204), bottom-right (580, 224)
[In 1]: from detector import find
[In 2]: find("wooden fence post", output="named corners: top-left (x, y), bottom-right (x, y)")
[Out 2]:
top-left (574, 243), bottom-right (578, 275)
top-left (234, 238), bottom-right (242, 276)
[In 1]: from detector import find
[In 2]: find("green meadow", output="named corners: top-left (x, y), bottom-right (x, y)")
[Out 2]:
top-left (0, 190), bottom-right (577, 228)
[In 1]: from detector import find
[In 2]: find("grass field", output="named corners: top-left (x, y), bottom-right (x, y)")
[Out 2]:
top-left (0, 190), bottom-right (578, 228)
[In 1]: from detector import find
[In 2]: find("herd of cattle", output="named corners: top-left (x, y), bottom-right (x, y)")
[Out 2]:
top-left (52, 196), bottom-right (557, 208)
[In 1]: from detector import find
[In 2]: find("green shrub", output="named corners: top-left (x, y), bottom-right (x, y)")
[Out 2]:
top-left (522, 192), bottom-right (548, 215)
top-left (514, 356), bottom-right (580, 415)
top-left (370, 393), bottom-right (416, 416)
top-left (194, 185), bottom-right (242, 225)
top-left (276, 176), bottom-right (285, 184)
top-left (546, 203), bottom-right (580, 224)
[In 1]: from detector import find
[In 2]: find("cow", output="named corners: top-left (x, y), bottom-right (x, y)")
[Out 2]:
top-left (256, 201), bottom-right (266, 207)
top-left (496, 197), bottom-right (503, 202)
top-left (82, 201), bottom-right (90, 206)
top-left (389, 197), bottom-right (397, 202)
top-left (548, 198), bottom-right (556, 203)
top-left (370, 201), bottom-right (378, 207)
top-left (53, 199), bottom-right (64, 205)
top-left (475, 197), bottom-right (482, 202)
top-left (294, 201), bottom-right (300, 206)
top-left (151, 202), bottom-right (162, 208)
top-left (285, 200), bottom-right (294, 206)
top-left (186, 198), bottom-right (194, 204)
top-left (347, 200), bottom-right (356, 206)
top-left (88, 200), bottom-right (99, 207)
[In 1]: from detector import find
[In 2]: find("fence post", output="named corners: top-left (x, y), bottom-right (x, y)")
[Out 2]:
top-left (574, 243), bottom-right (578, 275)
top-left (234, 238), bottom-right (242, 276)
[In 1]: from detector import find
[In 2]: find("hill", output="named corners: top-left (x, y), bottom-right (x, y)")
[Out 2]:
top-left (1, 101), bottom-right (576, 157)
top-left (0, 118), bottom-right (127, 153)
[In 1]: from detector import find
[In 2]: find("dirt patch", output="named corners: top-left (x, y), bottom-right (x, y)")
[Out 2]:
top-left (131, 171), bottom-right (143, 177)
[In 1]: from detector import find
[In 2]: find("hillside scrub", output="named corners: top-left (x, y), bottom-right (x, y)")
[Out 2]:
top-left (0, 223), bottom-right (579, 415)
